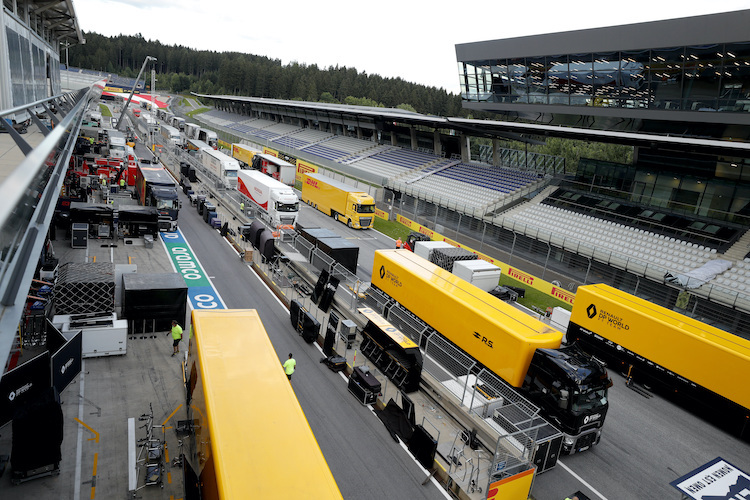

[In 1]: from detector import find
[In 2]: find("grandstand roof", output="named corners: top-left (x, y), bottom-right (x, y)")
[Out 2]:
top-left (193, 93), bottom-right (446, 125)
top-left (35, 0), bottom-right (85, 46)
top-left (196, 94), bottom-right (750, 158)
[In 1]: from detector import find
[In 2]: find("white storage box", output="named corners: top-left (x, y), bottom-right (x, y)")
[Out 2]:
top-left (413, 241), bottom-right (453, 261)
top-left (52, 312), bottom-right (127, 358)
top-left (452, 260), bottom-right (501, 292)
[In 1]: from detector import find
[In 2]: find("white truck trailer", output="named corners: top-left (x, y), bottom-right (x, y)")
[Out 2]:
top-left (237, 170), bottom-right (299, 227)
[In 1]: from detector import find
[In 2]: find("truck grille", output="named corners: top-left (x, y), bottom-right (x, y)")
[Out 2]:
top-left (360, 217), bottom-right (372, 227)
top-left (280, 217), bottom-right (295, 226)
top-left (576, 431), bottom-right (597, 449)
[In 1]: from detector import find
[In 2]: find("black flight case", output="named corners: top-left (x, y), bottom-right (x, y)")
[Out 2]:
top-left (347, 366), bottom-right (381, 405)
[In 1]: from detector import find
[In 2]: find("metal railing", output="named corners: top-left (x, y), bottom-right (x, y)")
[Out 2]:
top-left (496, 216), bottom-right (750, 313)
top-left (364, 286), bottom-right (556, 489)
top-left (0, 85), bottom-right (99, 365)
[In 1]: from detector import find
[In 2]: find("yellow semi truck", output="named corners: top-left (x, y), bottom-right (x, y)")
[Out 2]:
top-left (568, 283), bottom-right (750, 439)
top-left (371, 249), bottom-right (612, 454)
top-left (231, 143), bottom-right (261, 168)
top-left (301, 173), bottom-right (375, 229)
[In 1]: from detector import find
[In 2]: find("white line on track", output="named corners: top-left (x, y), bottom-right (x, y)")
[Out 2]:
top-left (362, 403), bottom-right (452, 498)
top-left (558, 460), bottom-right (609, 500)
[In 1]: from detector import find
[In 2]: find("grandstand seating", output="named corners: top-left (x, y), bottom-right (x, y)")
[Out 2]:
top-left (205, 109), bottom-right (237, 121)
top-left (437, 163), bottom-right (538, 192)
top-left (202, 109), bottom-right (240, 128)
top-left (301, 141), bottom-right (350, 161)
top-left (227, 118), bottom-right (276, 135)
top-left (403, 174), bottom-right (501, 209)
top-left (546, 188), bottom-right (740, 251)
top-left (198, 107), bottom-right (551, 209)
top-left (502, 203), bottom-right (716, 274)
top-left (715, 258), bottom-right (750, 290)
top-left (250, 122), bottom-right (298, 140)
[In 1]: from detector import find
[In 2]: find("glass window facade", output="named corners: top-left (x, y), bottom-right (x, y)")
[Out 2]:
top-left (459, 42), bottom-right (750, 113)
top-left (575, 157), bottom-right (750, 224)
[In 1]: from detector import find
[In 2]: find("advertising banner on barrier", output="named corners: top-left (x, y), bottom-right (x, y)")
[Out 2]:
top-left (296, 159), bottom-right (320, 182)
top-left (396, 214), bottom-right (576, 306)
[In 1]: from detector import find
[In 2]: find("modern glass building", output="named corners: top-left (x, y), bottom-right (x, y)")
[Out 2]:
top-left (455, 10), bottom-right (750, 138)
top-left (0, 0), bottom-right (83, 126)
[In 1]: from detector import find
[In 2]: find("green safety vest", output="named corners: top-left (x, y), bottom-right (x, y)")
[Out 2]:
top-left (171, 324), bottom-right (183, 340)
top-left (283, 358), bottom-right (296, 375)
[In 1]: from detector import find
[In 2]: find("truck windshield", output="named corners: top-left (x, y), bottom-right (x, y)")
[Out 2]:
top-left (571, 388), bottom-right (608, 412)
top-left (276, 202), bottom-right (299, 212)
top-left (156, 198), bottom-right (178, 211)
top-left (357, 204), bottom-right (375, 214)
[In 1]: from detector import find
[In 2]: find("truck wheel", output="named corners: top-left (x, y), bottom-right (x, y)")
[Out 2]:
top-left (331, 211), bottom-right (337, 219)
top-left (347, 219), bottom-right (353, 228)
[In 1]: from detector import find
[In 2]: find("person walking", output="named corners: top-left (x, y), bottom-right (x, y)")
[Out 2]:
top-left (395, 237), bottom-right (403, 249)
top-left (283, 353), bottom-right (296, 381)
top-left (119, 177), bottom-right (125, 191)
top-left (169, 320), bottom-right (183, 356)
top-left (240, 201), bottom-right (245, 214)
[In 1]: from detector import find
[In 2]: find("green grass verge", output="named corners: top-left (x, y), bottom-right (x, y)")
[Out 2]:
top-left (373, 217), bottom-right (413, 240)
top-left (498, 274), bottom-right (572, 312)
top-left (186, 107), bottom-right (210, 117)
top-left (98, 103), bottom-right (112, 117)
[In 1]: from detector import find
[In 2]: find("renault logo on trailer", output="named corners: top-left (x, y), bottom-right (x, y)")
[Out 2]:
top-left (379, 265), bottom-right (386, 279)
top-left (587, 304), bottom-right (597, 319)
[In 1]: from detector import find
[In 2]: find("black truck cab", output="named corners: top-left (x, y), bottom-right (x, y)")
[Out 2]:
top-left (523, 344), bottom-right (612, 454)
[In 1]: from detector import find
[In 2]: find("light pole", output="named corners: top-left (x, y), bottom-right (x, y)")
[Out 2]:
top-left (116, 55), bottom-right (156, 132)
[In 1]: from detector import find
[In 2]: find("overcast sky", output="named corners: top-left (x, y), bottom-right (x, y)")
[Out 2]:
top-left (72, 1), bottom-right (750, 95)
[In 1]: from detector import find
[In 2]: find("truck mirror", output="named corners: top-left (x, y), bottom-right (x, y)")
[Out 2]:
top-left (559, 389), bottom-right (569, 409)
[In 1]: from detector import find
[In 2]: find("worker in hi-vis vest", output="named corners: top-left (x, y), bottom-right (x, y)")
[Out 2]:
top-left (283, 353), bottom-right (296, 381)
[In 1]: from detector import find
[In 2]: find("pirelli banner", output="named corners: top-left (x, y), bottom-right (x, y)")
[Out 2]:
top-left (296, 159), bottom-right (319, 182)
top-left (396, 215), bottom-right (576, 307)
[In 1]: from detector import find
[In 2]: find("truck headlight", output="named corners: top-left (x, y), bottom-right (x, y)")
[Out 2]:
top-left (564, 436), bottom-right (575, 446)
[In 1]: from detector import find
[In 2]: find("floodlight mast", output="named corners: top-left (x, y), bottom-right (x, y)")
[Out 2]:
top-left (115, 55), bottom-right (156, 131)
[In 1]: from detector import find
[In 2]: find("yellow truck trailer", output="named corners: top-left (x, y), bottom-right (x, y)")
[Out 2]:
top-left (184, 310), bottom-right (343, 499)
top-left (372, 249), bottom-right (562, 386)
top-left (230, 143), bottom-right (261, 168)
top-left (371, 249), bottom-right (612, 454)
top-left (301, 173), bottom-right (375, 229)
top-left (569, 283), bottom-right (750, 438)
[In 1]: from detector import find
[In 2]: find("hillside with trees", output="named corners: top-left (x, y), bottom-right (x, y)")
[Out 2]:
top-left (69, 32), bottom-right (634, 169)
top-left (69, 32), bottom-right (465, 117)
